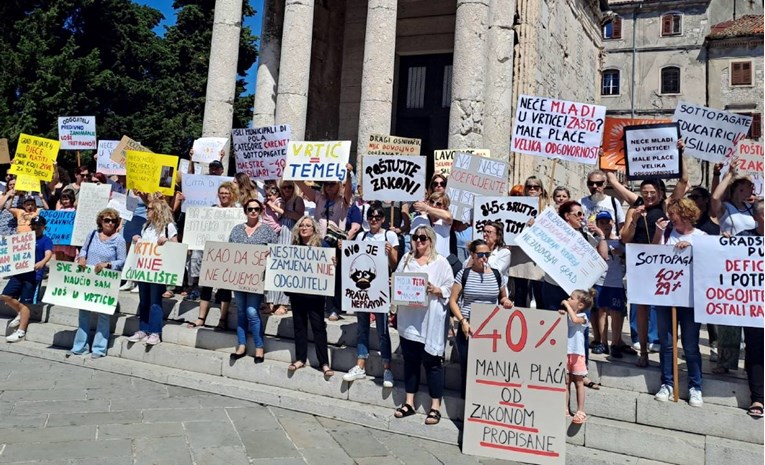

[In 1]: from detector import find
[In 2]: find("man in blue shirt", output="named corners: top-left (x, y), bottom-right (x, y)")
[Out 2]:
top-left (2, 215), bottom-right (54, 342)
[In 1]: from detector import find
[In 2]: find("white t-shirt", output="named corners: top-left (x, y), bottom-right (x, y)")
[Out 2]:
top-left (362, 229), bottom-right (398, 247)
top-left (661, 227), bottom-right (705, 246)
top-left (141, 222), bottom-right (178, 242)
top-left (719, 202), bottom-right (756, 235)
top-left (567, 312), bottom-right (589, 356)
top-left (580, 195), bottom-right (625, 225)
top-left (411, 214), bottom-right (451, 257)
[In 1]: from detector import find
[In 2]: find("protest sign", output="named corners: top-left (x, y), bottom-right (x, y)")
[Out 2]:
top-left (232, 125), bottom-right (291, 180)
top-left (462, 304), bottom-right (566, 464)
top-left (179, 159), bottom-right (191, 174)
top-left (367, 134), bottom-right (421, 155)
top-left (9, 134), bottom-right (59, 181)
top-left (70, 183), bottom-right (112, 246)
top-left (673, 102), bottom-right (752, 163)
top-left (446, 153), bottom-right (509, 223)
top-left (181, 174), bottom-right (234, 212)
top-left (14, 175), bottom-right (41, 192)
top-left (199, 242), bottom-right (268, 294)
top-left (110, 135), bottom-right (152, 166)
top-left (265, 245), bottom-right (336, 296)
top-left (600, 117), bottom-right (671, 171)
top-left (623, 123), bottom-right (681, 180)
top-left (106, 192), bottom-right (136, 222)
top-left (57, 116), bottom-right (97, 150)
top-left (341, 241), bottom-right (389, 313)
top-left (96, 140), bottom-right (125, 175)
top-left (390, 272), bottom-right (428, 306)
top-left (433, 149), bottom-right (490, 176)
top-left (692, 235), bottom-right (763, 328)
top-left (473, 196), bottom-right (539, 243)
top-left (122, 241), bottom-right (187, 286)
top-left (0, 232), bottom-right (36, 278)
top-left (43, 260), bottom-right (121, 315)
top-left (39, 210), bottom-right (75, 246)
top-left (182, 207), bottom-right (244, 251)
top-left (721, 140), bottom-right (764, 197)
top-left (191, 137), bottom-right (229, 164)
top-left (362, 155), bottom-right (426, 202)
top-left (626, 244), bottom-right (693, 308)
top-left (125, 150), bottom-right (178, 197)
top-left (511, 95), bottom-right (606, 165)
top-left (0, 138), bottom-right (10, 164)
top-left (283, 141), bottom-right (350, 182)
top-left (514, 208), bottom-right (607, 295)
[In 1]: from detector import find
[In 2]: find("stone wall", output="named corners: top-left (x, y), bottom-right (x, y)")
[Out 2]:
top-left (708, 40), bottom-right (764, 115)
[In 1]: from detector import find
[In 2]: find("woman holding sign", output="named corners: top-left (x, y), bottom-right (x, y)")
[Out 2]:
top-left (393, 225), bottom-right (454, 425)
top-left (70, 208), bottom-right (126, 358)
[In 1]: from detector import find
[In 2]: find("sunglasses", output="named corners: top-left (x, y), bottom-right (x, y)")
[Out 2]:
top-left (368, 215), bottom-right (384, 220)
top-left (569, 211), bottom-right (584, 217)
top-left (429, 200), bottom-right (444, 207)
top-left (247, 207), bottom-right (262, 213)
top-left (475, 252), bottom-right (490, 258)
top-left (431, 181), bottom-right (446, 187)
top-left (102, 218), bottom-right (118, 224)
top-left (412, 234), bottom-right (430, 242)
top-left (525, 184), bottom-right (541, 190)
top-left (587, 181), bottom-right (605, 187)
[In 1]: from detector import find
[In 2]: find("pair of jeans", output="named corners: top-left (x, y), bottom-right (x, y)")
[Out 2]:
top-left (400, 337), bottom-right (444, 399)
top-left (234, 291), bottom-right (264, 348)
top-left (630, 304), bottom-right (659, 344)
top-left (290, 293), bottom-right (329, 367)
top-left (71, 310), bottom-right (111, 356)
top-left (656, 306), bottom-right (702, 391)
top-left (743, 326), bottom-right (764, 404)
top-left (137, 282), bottom-right (164, 334)
top-left (356, 312), bottom-right (392, 362)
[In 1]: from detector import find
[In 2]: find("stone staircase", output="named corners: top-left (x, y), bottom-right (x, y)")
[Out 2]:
top-left (0, 288), bottom-right (762, 465)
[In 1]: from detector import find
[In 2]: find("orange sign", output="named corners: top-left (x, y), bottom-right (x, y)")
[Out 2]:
top-left (600, 117), bottom-right (671, 171)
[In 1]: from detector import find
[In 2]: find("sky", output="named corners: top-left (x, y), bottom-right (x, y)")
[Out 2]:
top-left (134, 0), bottom-right (263, 96)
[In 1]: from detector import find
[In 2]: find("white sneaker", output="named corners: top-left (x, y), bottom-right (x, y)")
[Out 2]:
top-left (632, 342), bottom-right (642, 352)
top-left (709, 348), bottom-right (718, 363)
top-left (130, 286), bottom-right (140, 294)
top-left (6, 330), bottom-right (25, 343)
top-left (648, 343), bottom-right (661, 353)
top-left (383, 369), bottom-right (394, 388)
top-left (127, 331), bottom-right (148, 343)
top-left (9, 315), bottom-right (20, 329)
top-left (688, 388), bottom-right (703, 407)
top-left (119, 281), bottom-right (135, 291)
top-left (342, 365), bottom-right (366, 382)
top-left (145, 333), bottom-right (161, 346)
top-left (654, 384), bottom-right (673, 402)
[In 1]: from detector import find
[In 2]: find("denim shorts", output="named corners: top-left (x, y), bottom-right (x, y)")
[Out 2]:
top-left (595, 285), bottom-right (626, 315)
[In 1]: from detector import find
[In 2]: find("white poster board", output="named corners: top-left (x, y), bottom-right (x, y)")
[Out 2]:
top-left (191, 137), bottom-right (229, 164)
top-left (105, 192), bottom-right (137, 222)
top-left (122, 241), bottom-right (188, 286)
top-left (721, 141), bottom-right (764, 197)
top-left (96, 140), bottom-right (125, 175)
top-left (446, 153), bottom-right (509, 223)
top-left (180, 174), bottom-right (234, 212)
top-left (511, 95), bottom-right (606, 165)
top-left (341, 241), bottom-right (389, 313)
top-left (673, 102), bottom-right (752, 163)
top-left (362, 155), bottom-right (426, 202)
top-left (462, 304), bottom-right (566, 465)
top-left (264, 245), bottom-right (336, 296)
top-left (232, 125), bottom-right (291, 180)
top-left (71, 183), bottom-right (112, 246)
top-left (692, 235), bottom-right (763, 328)
top-left (58, 116), bottom-right (97, 150)
top-left (624, 123), bottom-right (681, 180)
top-left (367, 134), bottom-right (421, 155)
top-left (626, 244), bottom-right (693, 308)
top-left (199, 242), bottom-right (268, 294)
top-left (514, 208), bottom-right (607, 295)
top-left (433, 149), bottom-right (490, 176)
top-left (0, 232), bottom-right (36, 278)
top-left (283, 141), bottom-right (351, 182)
top-left (43, 261), bottom-right (121, 315)
top-left (390, 272), bottom-right (428, 306)
top-left (473, 196), bottom-right (539, 244)
top-left (182, 207), bottom-right (244, 251)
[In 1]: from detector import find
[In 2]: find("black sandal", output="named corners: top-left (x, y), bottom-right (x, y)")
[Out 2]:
top-left (186, 318), bottom-right (205, 328)
top-left (747, 404), bottom-right (764, 418)
top-left (394, 404), bottom-right (416, 418)
top-left (425, 409), bottom-right (441, 425)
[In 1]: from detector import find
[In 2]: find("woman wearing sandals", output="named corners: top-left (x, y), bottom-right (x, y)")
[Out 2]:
top-left (393, 225), bottom-right (454, 425)
top-left (286, 216), bottom-right (333, 377)
top-left (228, 198), bottom-right (277, 363)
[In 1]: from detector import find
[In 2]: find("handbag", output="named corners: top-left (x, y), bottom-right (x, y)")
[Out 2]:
top-left (323, 222), bottom-right (347, 248)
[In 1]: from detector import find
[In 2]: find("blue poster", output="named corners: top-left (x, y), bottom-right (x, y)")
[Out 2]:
top-left (39, 210), bottom-right (75, 246)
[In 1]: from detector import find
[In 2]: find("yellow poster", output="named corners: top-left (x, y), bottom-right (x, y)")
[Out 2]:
top-left (111, 135), bottom-right (152, 166)
top-left (126, 150), bottom-right (178, 197)
top-left (15, 175), bottom-right (41, 192)
top-left (8, 134), bottom-right (59, 181)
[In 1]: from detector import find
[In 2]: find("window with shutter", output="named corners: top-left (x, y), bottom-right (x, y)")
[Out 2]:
top-left (613, 17), bottom-right (622, 39)
top-left (750, 113), bottom-right (762, 139)
top-left (731, 61), bottom-right (753, 86)
top-left (661, 13), bottom-right (682, 36)
top-left (603, 17), bottom-right (622, 39)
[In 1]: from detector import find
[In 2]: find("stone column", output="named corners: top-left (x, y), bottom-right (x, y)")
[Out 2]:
top-left (356, 0), bottom-right (398, 183)
top-left (252, 0), bottom-right (284, 128)
top-left (482, 0), bottom-right (515, 161)
top-left (203, 0), bottom-right (243, 173)
top-left (275, 0), bottom-right (315, 140)
top-left (448, 0), bottom-right (490, 149)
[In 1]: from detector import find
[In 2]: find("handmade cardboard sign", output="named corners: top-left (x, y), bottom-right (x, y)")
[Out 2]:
top-left (70, 183), bottom-right (112, 246)
top-left (600, 117), bottom-right (671, 171)
top-left (110, 135), bottom-right (152, 166)
top-left (199, 241), bottom-right (268, 294)
top-left (96, 140), bottom-right (125, 175)
top-left (473, 196), bottom-right (539, 244)
top-left (433, 149), bottom-right (490, 176)
top-left (362, 155), bottom-right (426, 202)
top-left (122, 240), bottom-right (187, 286)
top-left (693, 235), bottom-right (763, 328)
top-left (232, 125), bottom-right (291, 180)
top-left (179, 159), bottom-right (191, 174)
top-left (624, 123), bottom-right (681, 180)
top-left (125, 150), bottom-right (178, 197)
top-left (721, 140), bottom-right (764, 197)
top-left (0, 232), bottom-right (36, 278)
top-left (390, 272), bottom-right (428, 306)
top-left (673, 102), bottom-right (752, 163)
top-left (446, 152), bottom-right (509, 223)
top-left (283, 141), bottom-right (350, 182)
top-left (626, 244), bottom-right (693, 308)
top-left (9, 134), bottom-right (59, 181)
top-left (57, 116), bottom-right (97, 150)
top-left (264, 245), bottom-right (336, 296)
top-left (43, 260), bottom-right (121, 315)
top-left (511, 95), bottom-right (606, 165)
top-left (182, 207), bottom-right (244, 251)
top-left (462, 304), bottom-right (566, 465)
top-left (106, 192), bottom-right (136, 222)
top-left (367, 134), bottom-right (421, 156)
top-left (341, 241), bottom-right (389, 313)
top-left (0, 138), bottom-right (10, 164)
top-left (514, 208), bottom-right (607, 295)
top-left (180, 174), bottom-right (234, 212)
top-left (191, 137), bottom-right (229, 164)
top-left (14, 175), bottom-right (41, 192)
top-left (39, 210), bottom-right (75, 246)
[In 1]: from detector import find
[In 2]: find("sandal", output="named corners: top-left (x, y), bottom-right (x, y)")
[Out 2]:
top-left (162, 290), bottom-right (174, 299)
top-left (328, 312), bottom-right (339, 321)
top-left (572, 411), bottom-right (587, 424)
top-left (321, 365), bottom-right (335, 377)
top-left (273, 306), bottom-right (288, 315)
top-left (288, 361), bottom-right (306, 372)
top-left (636, 354), bottom-right (649, 368)
top-left (747, 403), bottom-right (764, 418)
top-left (394, 404), bottom-right (416, 418)
top-left (584, 380), bottom-right (601, 390)
top-left (425, 409), bottom-right (441, 425)
top-left (186, 318), bottom-right (205, 328)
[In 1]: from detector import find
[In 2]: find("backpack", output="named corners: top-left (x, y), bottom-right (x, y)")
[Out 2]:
top-left (459, 266), bottom-right (503, 303)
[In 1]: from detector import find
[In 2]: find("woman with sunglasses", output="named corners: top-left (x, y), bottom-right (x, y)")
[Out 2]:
top-left (228, 198), bottom-right (278, 363)
top-left (70, 208), bottom-right (126, 358)
top-left (393, 225), bottom-right (454, 425)
top-left (412, 192), bottom-right (453, 258)
top-left (508, 176), bottom-right (546, 308)
top-left (427, 174), bottom-right (447, 197)
top-left (53, 189), bottom-right (78, 261)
